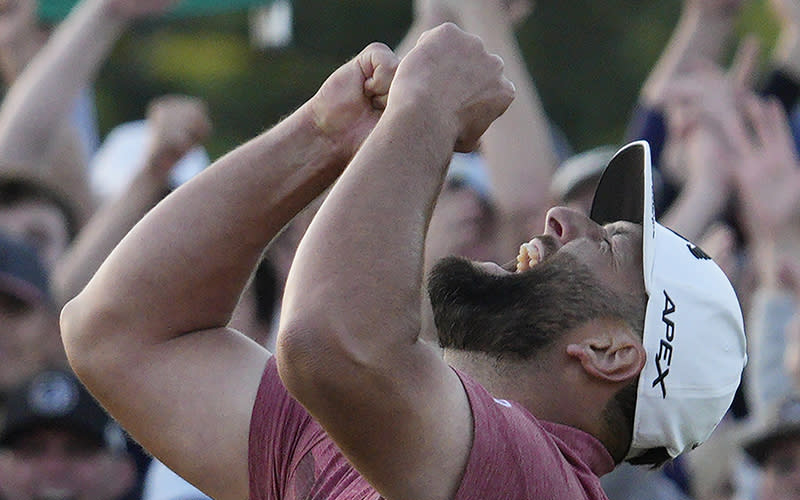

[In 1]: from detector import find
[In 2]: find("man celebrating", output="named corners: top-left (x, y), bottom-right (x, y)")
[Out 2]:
top-left (60, 23), bottom-right (746, 500)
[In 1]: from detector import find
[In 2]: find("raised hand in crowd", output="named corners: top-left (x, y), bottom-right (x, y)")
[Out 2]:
top-left (51, 95), bottom-right (211, 306)
top-left (626, 0), bottom-right (747, 175)
top-left (658, 60), bottom-right (751, 241)
top-left (0, 0), bottom-right (182, 223)
top-left (142, 95), bottom-right (212, 175)
top-left (639, 0), bottom-right (745, 109)
top-left (732, 96), bottom-right (800, 266)
top-left (723, 93), bottom-right (800, 417)
top-left (0, 0), bottom-right (42, 83)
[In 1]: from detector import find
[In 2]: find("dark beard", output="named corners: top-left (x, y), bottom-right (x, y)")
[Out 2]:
top-left (427, 249), bottom-right (633, 359)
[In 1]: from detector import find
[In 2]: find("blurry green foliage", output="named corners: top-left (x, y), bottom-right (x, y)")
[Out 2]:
top-left (94, 0), bottom-right (781, 160)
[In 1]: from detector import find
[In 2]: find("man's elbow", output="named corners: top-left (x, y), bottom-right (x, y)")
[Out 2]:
top-left (275, 316), bottom-right (326, 394)
top-left (274, 313), bottom-right (367, 401)
top-left (60, 293), bottom-right (122, 380)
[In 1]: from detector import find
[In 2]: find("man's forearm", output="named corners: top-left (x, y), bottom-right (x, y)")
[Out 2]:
top-left (51, 165), bottom-right (170, 306)
top-left (282, 101), bottom-right (455, 355)
top-left (0, 30), bottom-right (45, 85)
top-left (457, 0), bottom-right (556, 255)
top-left (64, 102), bottom-right (348, 349)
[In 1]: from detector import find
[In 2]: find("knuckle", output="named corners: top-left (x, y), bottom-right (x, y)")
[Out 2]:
top-left (365, 41), bottom-right (388, 53)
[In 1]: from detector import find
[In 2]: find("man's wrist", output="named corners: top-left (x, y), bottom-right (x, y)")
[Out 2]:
top-left (299, 98), bottom-right (364, 165)
top-left (384, 94), bottom-right (460, 154)
top-left (289, 100), bottom-right (361, 172)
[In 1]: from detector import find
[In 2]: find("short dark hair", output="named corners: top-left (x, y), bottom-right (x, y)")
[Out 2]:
top-left (0, 177), bottom-right (80, 242)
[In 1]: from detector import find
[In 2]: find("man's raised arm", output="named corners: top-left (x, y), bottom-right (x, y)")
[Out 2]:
top-left (59, 44), bottom-right (399, 500)
top-left (277, 24), bottom-right (514, 500)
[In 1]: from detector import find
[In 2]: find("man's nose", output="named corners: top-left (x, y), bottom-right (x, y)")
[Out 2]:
top-left (544, 206), bottom-right (605, 245)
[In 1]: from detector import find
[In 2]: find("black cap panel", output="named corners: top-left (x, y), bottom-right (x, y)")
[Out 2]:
top-left (589, 143), bottom-right (646, 226)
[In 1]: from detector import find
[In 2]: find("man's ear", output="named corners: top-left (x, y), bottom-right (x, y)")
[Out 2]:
top-left (566, 323), bottom-right (645, 383)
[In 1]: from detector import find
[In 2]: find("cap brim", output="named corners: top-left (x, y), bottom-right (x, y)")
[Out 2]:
top-left (589, 141), bottom-right (648, 226)
top-left (589, 140), bottom-right (656, 290)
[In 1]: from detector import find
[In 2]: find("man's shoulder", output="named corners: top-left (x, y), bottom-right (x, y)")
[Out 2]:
top-left (452, 368), bottom-right (613, 500)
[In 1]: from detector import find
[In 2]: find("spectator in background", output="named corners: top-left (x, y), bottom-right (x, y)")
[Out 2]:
top-left (424, 152), bottom-right (495, 266)
top-left (689, 71), bottom-right (800, 500)
top-left (729, 92), bottom-right (800, 419)
top-left (0, 171), bottom-right (81, 272)
top-left (625, 0), bottom-right (745, 178)
top-left (0, 231), bottom-right (62, 404)
top-left (0, 6), bottom-right (199, 496)
top-left (0, 0), bottom-right (187, 243)
top-left (742, 394), bottom-right (800, 500)
top-left (0, 367), bottom-right (136, 500)
top-left (0, 0), bottom-right (100, 189)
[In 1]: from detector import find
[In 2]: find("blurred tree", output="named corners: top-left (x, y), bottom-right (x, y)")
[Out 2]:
top-left (92, 0), bottom-right (778, 159)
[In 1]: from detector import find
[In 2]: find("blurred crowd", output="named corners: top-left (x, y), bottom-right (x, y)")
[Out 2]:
top-left (1, 0), bottom-right (800, 499)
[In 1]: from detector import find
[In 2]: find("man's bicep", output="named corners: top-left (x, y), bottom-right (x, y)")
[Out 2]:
top-left (93, 328), bottom-right (270, 500)
top-left (284, 344), bottom-right (475, 500)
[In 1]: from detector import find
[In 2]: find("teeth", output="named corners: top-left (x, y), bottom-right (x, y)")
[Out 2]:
top-left (516, 241), bottom-right (540, 272)
top-left (516, 245), bottom-right (527, 272)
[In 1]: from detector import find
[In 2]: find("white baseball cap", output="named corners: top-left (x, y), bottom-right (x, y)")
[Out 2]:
top-left (589, 140), bottom-right (747, 460)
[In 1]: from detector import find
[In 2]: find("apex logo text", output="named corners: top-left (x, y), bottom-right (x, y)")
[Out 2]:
top-left (652, 291), bottom-right (675, 398)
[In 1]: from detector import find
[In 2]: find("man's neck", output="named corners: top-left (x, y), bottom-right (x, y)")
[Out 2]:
top-left (443, 348), bottom-right (611, 443)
